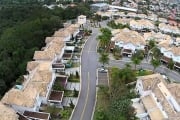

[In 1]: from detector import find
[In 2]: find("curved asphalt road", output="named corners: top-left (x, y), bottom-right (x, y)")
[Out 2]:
top-left (71, 28), bottom-right (99, 120)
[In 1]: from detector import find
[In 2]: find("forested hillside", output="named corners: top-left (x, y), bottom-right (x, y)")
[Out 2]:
top-left (0, 3), bottom-right (91, 97)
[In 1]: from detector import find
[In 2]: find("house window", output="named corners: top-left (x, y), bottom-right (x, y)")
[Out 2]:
top-left (139, 83), bottom-right (141, 86)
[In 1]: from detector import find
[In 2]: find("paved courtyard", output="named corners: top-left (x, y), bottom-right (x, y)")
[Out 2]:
top-left (97, 69), bottom-right (109, 86)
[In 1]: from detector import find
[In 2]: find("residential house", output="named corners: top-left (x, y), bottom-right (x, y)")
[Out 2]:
top-left (114, 12), bottom-right (126, 18)
top-left (111, 28), bottom-right (146, 57)
top-left (26, 61), bottom-right (55, 104)
top-left (158, 23), bottom-right (180, 35)
top-left (127, 12), bottom-right (137, 18)
top-left (33, 37), bottom-right (65, 61)
top-left (134, 74), bottom-right (180, 120)
top-left (137, 14), bottom-right (147, 19)
top-left (114, 18), bottom-right (131, 25)
top-left (143, 31), bottom-right (172, 43)
top-left (130, 19), bottom-right (155, 31)
top-left (158, 39), bottom-right (173, 64)
top-left (53, 24), bottom-right (80, 42)
top-left (147, 14), bottom-right (158, 21)
top-left (48, 75), bottom-right (68, 107)
top-left (174, 37), bottom-right (180, 47)
top-left (158, 17), bottom-right (168, 23)
top-left (158, 40), bottom-right (180, 67)
top-left (96, 11), bottom-right (113, 18)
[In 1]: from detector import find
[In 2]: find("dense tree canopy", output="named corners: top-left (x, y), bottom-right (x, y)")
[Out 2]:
top-left (0, 3), bottom-right (91, 97)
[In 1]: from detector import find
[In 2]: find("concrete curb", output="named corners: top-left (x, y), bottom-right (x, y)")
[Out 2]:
top-left (69, 35), bottom-right (90, 120)
top-left (91, 69), bottom-right (99, 120)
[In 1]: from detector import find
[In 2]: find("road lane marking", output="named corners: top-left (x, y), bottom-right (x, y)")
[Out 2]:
top-left (80, 72), bottom-right (90, 120)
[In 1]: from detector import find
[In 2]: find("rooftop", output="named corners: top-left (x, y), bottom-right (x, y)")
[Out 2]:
top-left (1, 86), bottom-right (38, 108)
top-left (159, 23), bottom-right (180, 34)
top-left (114, 18), bottom-right (131, 25)
top-left (0, 102), bottom-right (19, 120)
top-left (166, 47), bottom-right (180, 56)
top-left (130, 19), bottom-right (155, 29)
top-left (143, 31), bottom-right (171, 43)
top-left (45, 37), bottom-right (64, 44)
top-left (33, 40), bottom-right (64, 61)
top-left (111, 28), bottom-right (146, 45)
top-left (138, 74), bottom-right (180, 119)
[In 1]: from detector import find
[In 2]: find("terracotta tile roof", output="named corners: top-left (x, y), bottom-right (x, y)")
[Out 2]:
top-left (1, 86), bottom-right (38, 108)
top-left (159, 23), bottom-right (180, 34)
top-left (138, 74), bottom-right (180, 119)
top-left (130, 19), bottom-right (155, 29)
top-left (158, 39), bottom-right (171, 48)
top-left (167, 47), bottom-right (180, 56)
top-left (0, 102), bottom-right (19, 120)
top-left (33, 40), bottom-right (64, 61)
top-left (26, 61), bottom-right (39, 72)
top-left (45, 37), bottom-right (64, 44)
top-left (143, 31), bottom-right (171, 42)
top-left (115, 18), bottom-right (131, 25)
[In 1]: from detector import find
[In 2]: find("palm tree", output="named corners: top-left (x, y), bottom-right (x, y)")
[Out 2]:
top-left (131, 50), bottom-right (144, 70)
top-left (151, 59), bottom-right (160, 72)
top-left (98, 35), bottom-right (109, 49)
top-left (131, 57), bottom-right (141, 70)
top-left (98, 28), bottom-right (112, 51)
top-left (152, 47), bottom-right (161, 59)
top-left (99, 52), bottom-right (109, 66)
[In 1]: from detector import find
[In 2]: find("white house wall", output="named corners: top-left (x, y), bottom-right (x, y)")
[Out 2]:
top-left (123, 43), bottom-right (136, 52)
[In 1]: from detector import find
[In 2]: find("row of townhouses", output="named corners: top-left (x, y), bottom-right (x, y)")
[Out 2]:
top-left (110, 28), bottom-right (180, 70)
top-left (134, 73), bottom-right (180, 120)
top-left (96, 11), bottom-right (180, 34)
top-left (0, 23), bottom-right (82, 120)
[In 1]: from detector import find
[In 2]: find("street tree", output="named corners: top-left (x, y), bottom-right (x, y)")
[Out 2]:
top-left (131, 50), bottom-right (144, 70)
top-left (152, 47), bottom-right (161, 59)
top-left (99, 52), bottom-right (109, 66)
top-left (148, 39), bottom-right (156, 49)
top-left (151, 59), bottom-right (160, 72)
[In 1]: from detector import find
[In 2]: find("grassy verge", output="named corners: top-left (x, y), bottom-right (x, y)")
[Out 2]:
top-left (135, 69), bottom-right (153, 76)
top-left (93, 86), bottom-right (109, 120)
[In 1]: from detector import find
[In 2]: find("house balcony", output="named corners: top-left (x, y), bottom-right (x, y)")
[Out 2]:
top-left (174, 62), bottom-right (180, 71)
top-left (23, 111), bottom-right (50, 120)
top-left (48, 90), bottom-right (64, 108)
top-left (160, 56), bottom-right (171, 64)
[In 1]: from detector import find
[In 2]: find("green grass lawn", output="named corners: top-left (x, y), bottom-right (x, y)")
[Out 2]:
top-left (64, 90), bottom-right (74, 97)
top-left (136, 69), bottom-right (153, 76)
top-left (42, 105), bottom-right (73, 120)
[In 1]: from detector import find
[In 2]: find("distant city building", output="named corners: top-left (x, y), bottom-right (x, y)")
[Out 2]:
top-left (90, 3), bottom-right (109, 12)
